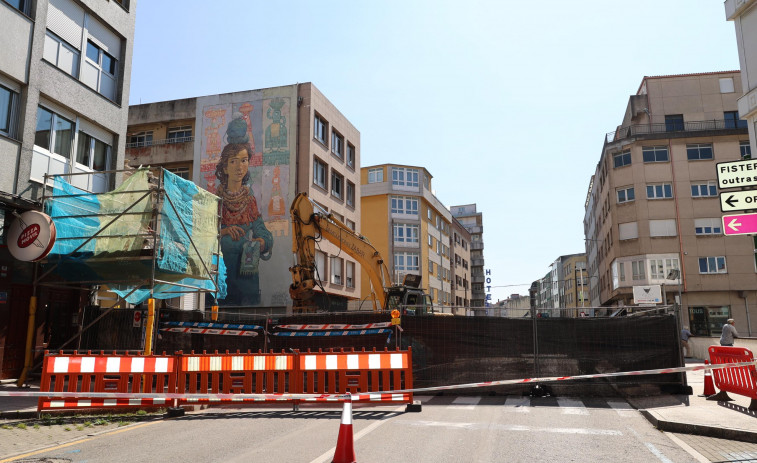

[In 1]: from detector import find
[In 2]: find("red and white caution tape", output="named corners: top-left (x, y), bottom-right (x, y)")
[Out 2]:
top-left (275, 322), bottom-right (392, 330)
top-left (1, 360), bottom-right (754, 402)
top-left (159, 327), bottom-right (259, 337)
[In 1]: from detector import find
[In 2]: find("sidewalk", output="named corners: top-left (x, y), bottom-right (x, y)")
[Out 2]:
top-left (629, 359), bottom-right (757, 443)
top-left (0, 379), bottom-right (41, 419)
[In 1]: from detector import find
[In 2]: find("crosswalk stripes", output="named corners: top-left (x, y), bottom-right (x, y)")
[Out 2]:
top-left (425, 395), bottom-right (636, 417)
top-left (556, 397), bottom-right (590, 415)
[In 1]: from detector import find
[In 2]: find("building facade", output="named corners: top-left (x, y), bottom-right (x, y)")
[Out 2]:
top-left (451, 216), bottom-right (471, 310)
top-left (360, 164), bottom-right (453, 311)
top-left (584, 71), bottom-right (755, 336)
top-left (450, 204), bottom-right (486, 307)
top-left (726, 0), bottom-right (757, 160)
top-left (126, 83), bottom-right (361, 312)
top-left (0, 0), bottom-right (136, 378)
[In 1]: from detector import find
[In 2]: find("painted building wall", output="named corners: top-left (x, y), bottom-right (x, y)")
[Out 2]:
top-left (194, 87), bottom-right (297, 308)
top-left (359, 193), bottom-right (389, 302)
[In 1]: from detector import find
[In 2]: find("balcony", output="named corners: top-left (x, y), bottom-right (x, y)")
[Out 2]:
top-left (605, 119), bottom-right (747, 144)
top-left (472, 258), bottom-right (485, 267)
top-left (125, 137), bottom-right (195, 166)
top-left (471, 241), bottom-right (484, 251)
top-left (471, 275), bottom-right (485, 284)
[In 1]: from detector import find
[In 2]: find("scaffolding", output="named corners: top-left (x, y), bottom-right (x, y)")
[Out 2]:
top-left (18, 167), bottom-right (225, 384)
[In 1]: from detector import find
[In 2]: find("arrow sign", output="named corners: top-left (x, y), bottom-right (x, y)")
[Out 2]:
top-left (719, 191), bottom-right (757, 212)
top-left (722, 212), bottom-right (757, 236)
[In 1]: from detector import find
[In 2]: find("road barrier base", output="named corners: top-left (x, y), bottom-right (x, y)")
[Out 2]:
top-left (405, 401), bottom-right (422, 413)
top-left (707, 390), bottom-right (734, 402)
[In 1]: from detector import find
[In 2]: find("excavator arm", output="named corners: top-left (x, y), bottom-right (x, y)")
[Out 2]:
top-left (290, 192), bottom-right (390, 312)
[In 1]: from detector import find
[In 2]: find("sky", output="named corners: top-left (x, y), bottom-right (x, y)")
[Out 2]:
top-left (128, 0), bottom-right (741, 304)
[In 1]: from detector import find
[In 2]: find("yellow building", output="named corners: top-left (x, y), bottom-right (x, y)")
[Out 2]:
top-left (360, 164), bottom-right (453, 311)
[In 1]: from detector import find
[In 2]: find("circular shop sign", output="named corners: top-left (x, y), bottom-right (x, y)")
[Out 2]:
top-left (7, 210), bottom-right (57, 261)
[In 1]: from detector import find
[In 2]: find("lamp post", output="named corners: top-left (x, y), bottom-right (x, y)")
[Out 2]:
top-left (667, 268), bottom-right (687, 390)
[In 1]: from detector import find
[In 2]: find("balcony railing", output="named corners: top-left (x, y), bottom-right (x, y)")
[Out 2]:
top-left (470, 241), bottom-right (484, 251)
top-left (605, 119), bottom-right (747, 144)
top-left (126, 136), bottom-right (194, 149)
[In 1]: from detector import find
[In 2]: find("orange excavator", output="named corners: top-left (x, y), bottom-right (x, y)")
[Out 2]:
top-left (289, 192), bottom-right (432, 313)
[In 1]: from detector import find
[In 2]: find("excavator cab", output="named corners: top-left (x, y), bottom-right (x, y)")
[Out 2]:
top-left (388, 286), bottom-right (433, 316)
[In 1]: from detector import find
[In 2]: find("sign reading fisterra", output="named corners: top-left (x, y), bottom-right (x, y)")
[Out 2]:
top-left (632, 285), bottom-right (662, 304)
top-left (717, 159), bottom-right (757, 189)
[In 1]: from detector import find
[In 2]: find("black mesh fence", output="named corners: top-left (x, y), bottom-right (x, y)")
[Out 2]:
top-left (74, 308), bottom-right (685, 396)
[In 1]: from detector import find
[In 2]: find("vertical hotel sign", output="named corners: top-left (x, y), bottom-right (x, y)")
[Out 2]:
top-left (485, 268), bottom-right (492, 307)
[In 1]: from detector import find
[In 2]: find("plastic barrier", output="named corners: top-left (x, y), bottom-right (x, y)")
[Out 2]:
top-left (176, 350), bottom-right (294, 405)
top-left (707, 346), bottom-right (757, 410)
top-left (38, 351), bottom-right (177, 412)
top-left (296, 347), bottom-right (413, 405)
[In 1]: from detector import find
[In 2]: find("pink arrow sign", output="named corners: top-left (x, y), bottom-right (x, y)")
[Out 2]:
top-left (722, 213), bottom-right (757, 236)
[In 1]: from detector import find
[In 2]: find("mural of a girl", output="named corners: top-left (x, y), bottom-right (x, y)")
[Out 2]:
top-left (216, 116), bottom-right (273, 306)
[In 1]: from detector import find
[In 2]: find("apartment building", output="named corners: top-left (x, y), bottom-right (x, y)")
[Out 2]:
top-left (125, 83), bottom-right (361, 312)
top-left (726, 0), bottom-right (757, 158)
top-left (584, 71), bottom-right (754, 336)
top-left (450, 204), bottom-right (486, 307)
top-left (553, 253), bottom-right (588, 315)
top-left (0, 0), bottom-right (136, 378)
top-left (451, 216), bottom-right (471, 310)
top-left (360, 164), bottom-right (453, 310)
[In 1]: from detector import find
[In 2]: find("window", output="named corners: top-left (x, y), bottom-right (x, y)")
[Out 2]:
top-left (647, 183), bottom-right (673, 199)
top-left (392, 167), bottom-right (420, 188)
top-left (346, 261), bottom-right (355, 288)
top-left (393, 223), bottom-right (419, 244)
top-left (613, 150), bottom-right (631, 168)
top-left (699, 256), bottom-right (727, 274)
top-left (331, 170), bottom-right (343, 199)
top-left (314, 114), bottom-right (327, 144)
top-left (331, 131), bottom-right (344, 158)
top-left (167, 126), bottom-right (192, 143)
top-left (346, 181), bottom-right (355, 207)
top-left (687, 144), bottom-right (713, 160)
top-left (0, 84), bottom-right (18, 138)
top-left (391, 196), bottom-right (419, 215)
top-left (368, 167), bottom-right (383, 183)
top-left (35, 106), bottom-right (73, 158)
top-left (643, 146), bottom-right (669, 163)
top-left (720, 78), bottom-right (735, 93)
top-left (428, 235), bottom-right (432, 247)
top-left (741, 141), bottom-right (752, 160)
top-left (313, 157), bottom-right (327, 189)
top-left (346, 143), bottom-right (355, 168)
top-left (649, 259), bottom-right (665, 279)
top-left (691, 181), bottom-right (717, 197)
top-left (394, 252), bottom-right (419, 272)
top-left (44, 31), bottom-right (80, 78)
top-left (76, 132), bottom-right (110, 171)
top-left (632, 260), bottom-right (645, 280)
top-left (428, 259), bottom-right (434, 274)
top-left (665, 115), bottom-right (684, 132)
top-left (649, 219), bottom-right (676, 237)
top-left (724, 111), bottom-right (747, 129)
top-left (5, 0), bottom-right (30, 14)
top-left (618, 222), bottom-right (638, 240)
top-left (345, 219), bottom-right (355, 231)
top-left (330, 256), bottom-right (343, 285)
top-left (166, 166), bottom-right (190, 180)
top-left (128, 131), bottom-right (153, 147)
top-left (83, 41), bottom-right (117, 99)
top-left (695, 218), bottom-right (722, 235)
top-left (619, 262), bottom-right (626, 282)
top-left (315, 250), bottom-right (327, 279)
top-left (617, 186), bottom-right (635, 204)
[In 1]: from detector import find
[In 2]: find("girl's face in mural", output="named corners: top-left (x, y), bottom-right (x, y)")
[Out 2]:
top-left (225, 149), bottom-right (249, 187)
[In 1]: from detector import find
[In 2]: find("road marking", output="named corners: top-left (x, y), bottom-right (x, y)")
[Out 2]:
top-left (504, 396), bottom-right (530, 412)
top-left (0, 420), bottom-right (161, 463)
top-left (606, 399), bottom-right (635, 417)
top-left (556, 397), bottom-right (589, 415)
top-left (407, 420), bottom-right (622, 435)
top-left (645, 442), bottom-right (674, 463)
top-left (309, 405), bottom-right (404, 463)
top-left (449, 396), bottom-right (480, 410)
top-left (663, 433), bottom-right (709, 463)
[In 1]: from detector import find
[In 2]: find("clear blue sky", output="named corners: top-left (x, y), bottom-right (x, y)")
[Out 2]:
top-left (129, 0), bottom-right (740, 303)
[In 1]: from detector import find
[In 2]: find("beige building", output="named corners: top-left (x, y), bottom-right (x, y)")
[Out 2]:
top-left (451, 204), bottom-right (486, 307)
top-left (584, 71), bottom-right (755, 336)
top-left (451, 217), bottom-right (471, 310)
top-left (126, 83), bottom-right (361, 312)
top-left (360, 164), bottom-right (453, 311)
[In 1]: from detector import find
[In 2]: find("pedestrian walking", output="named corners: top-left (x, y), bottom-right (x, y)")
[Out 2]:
top-left (680, 326), bottom-right (692, 357)
top-left (720, 319), bottom-right (738, 346)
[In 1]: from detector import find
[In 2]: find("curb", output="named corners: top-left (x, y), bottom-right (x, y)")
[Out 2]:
top-left (0, 409), bottom-right (38, 420)
top-left (640, 409), bottom-right (757, 444)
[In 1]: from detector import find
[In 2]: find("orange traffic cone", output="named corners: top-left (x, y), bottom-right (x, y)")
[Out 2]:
top-left (332, 394), bottom-right (356, 463)
top-left (700, 360), bottom-right (716, 397)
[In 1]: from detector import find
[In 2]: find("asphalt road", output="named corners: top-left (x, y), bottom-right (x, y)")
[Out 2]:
top-left (2, 395), bottom-right (704, 462)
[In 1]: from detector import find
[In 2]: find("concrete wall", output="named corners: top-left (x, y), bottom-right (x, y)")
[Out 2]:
top-left (688, 335), bottom-right (757, 360)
